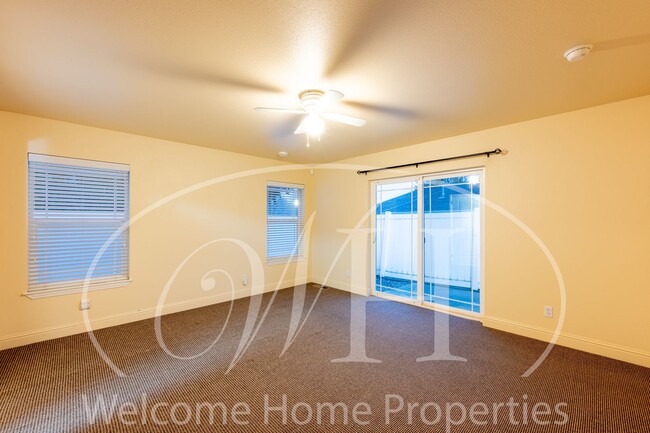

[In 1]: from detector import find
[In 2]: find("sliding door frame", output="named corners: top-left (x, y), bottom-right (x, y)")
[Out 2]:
top-left (370, 167), bottom-right (486, 318)
top-left (370, 175), bottom-right (421, 305)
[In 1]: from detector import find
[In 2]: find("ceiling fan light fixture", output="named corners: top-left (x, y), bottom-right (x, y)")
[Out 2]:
top-left (254, 89), bottom-right (365, 141)
top-left (304, 113), bottom-right (325, 136)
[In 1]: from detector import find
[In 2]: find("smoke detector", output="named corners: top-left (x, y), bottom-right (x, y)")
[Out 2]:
top-left (564, 44), bottom-right (593, 62)
top-left (278, 151), bottom-right (288, 158)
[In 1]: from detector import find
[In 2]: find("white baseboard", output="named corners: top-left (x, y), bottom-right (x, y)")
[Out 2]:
top-left (0, 281), bottom-right (298, 351)
top-left (311, 279), bottom-right (649, 369)
top-left (310, 277), bottom-right (369, 296)
top-left (6, 281), bottom-right (647, 370)
top-left (482, 316), bottom-right (650, 368)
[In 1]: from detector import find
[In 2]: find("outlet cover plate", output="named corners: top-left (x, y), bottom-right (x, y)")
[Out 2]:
top-left (543, 305), bottom-right (553, 318)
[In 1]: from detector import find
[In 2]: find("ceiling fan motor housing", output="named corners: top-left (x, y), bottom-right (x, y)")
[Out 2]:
top-left (299, 89), bottom-right (325, 112)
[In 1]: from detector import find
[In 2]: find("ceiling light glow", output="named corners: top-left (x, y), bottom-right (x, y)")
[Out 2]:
top-left (304, 113), bottom-right (325, 136)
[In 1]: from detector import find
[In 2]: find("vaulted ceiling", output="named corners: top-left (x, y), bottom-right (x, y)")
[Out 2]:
top-left (1, 1), bottom-right (649, 163)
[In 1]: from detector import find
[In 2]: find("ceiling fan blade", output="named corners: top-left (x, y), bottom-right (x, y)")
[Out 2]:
top-left (127, 53), bottom-right (283, 93)
top-left (344, 100), bottom-right (418, 119)
top-left (315, 90), bottom-right (344, 112)
top-left (254, 107), bottom-right (305, 114)
top-left (294, 117), bottom-right (308, 134)
top-left (321, 112), bottom-right (366, 127)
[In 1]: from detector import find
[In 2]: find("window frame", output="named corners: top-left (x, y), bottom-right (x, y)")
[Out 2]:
top-left (266, 181), bottom-right (305, 264)
top-left (26, 153), bottom-right (131, 299)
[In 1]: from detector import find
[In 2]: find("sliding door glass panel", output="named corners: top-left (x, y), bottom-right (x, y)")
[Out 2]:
top-left (375, 180), bottom-right (418, 300)
top-left (422, 173), bottom-right (481, 312)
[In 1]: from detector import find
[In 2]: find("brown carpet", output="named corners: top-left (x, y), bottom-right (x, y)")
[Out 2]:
top-left (0, 286), bottom-right (648, 432)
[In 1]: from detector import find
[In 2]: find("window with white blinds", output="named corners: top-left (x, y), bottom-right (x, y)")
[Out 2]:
top-left (266, 182), bottom-right (304, 262)
top-left (27, 154), bottom-right (130, 298)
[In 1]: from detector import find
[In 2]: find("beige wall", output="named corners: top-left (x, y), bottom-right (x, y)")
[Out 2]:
top-left (0, 111), bottom-right (314, 348)
top-left (2, 95), bottom-right (649, 368)
top-left (311, 95), bottom-right (650, 367)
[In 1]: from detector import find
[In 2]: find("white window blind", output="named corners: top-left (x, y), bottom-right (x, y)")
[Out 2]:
top-left (27, 154), bottom-right (130, 298)
top-left (266, 182), bottom-right (304, 262)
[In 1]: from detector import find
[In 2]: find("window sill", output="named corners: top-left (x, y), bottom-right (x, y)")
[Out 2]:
top-left (266, 256), bottom-right (305, 266)
top-left (24, 280), bottom-right (132, 299)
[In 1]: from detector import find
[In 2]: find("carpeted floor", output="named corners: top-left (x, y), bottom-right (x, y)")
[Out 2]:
top-left (0, 286), bottom-right (648, 432)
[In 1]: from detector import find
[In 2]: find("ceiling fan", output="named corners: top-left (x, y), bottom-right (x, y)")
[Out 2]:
top-left (254, 89), bottom-right (366, 138)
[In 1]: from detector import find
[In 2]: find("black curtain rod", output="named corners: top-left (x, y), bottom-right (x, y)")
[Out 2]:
top-left (356, 148), bottom-right (502, 175)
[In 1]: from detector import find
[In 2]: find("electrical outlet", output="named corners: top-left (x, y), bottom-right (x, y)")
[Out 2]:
top-left (242, 274), bottom-right (248, 286)
top-left (543, 305), bottom-right (553, 318)
top-left (80, 299), bottom-right (91, 310)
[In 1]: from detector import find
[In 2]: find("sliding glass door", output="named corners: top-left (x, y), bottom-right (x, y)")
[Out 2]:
top-left (422, 173), bottom-right (481, 312)
top-left (374, 179), bottom-right (418, 300)
top-left (372, 170), bottom-right (483, 314)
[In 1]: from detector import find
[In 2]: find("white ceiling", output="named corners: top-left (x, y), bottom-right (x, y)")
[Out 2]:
top-left (1, 0), bottom-right (649, 163)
